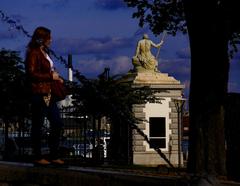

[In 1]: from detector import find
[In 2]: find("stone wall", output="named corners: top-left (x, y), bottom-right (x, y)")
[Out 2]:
top-left (121, 71), bottom-right (185, 166)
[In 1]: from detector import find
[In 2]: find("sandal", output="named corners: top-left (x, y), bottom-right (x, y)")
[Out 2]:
top-left (51, 159), bottom-right (65, 165)
top-left (34, 158), bottom-right (51, 166)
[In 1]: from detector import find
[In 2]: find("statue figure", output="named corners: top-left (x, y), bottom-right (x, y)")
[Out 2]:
top-left (132, 34), bottom-right (164, 72)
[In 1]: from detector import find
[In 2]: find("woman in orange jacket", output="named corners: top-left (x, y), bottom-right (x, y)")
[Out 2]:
top-left (25, 26), bottom-right (65, 166)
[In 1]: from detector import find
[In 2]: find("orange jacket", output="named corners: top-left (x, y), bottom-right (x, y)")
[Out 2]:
top-left (25, 48), bottom-right (53, 95)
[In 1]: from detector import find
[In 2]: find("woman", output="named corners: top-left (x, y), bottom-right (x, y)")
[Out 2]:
top-left (25, 26), bottom-right (65, 166)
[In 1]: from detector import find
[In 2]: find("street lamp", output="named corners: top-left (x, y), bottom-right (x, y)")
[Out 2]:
top-left (173, 97), bottom-right (187, 168)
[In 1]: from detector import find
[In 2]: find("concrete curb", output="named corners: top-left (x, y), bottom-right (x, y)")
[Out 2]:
top-left (0, 161), bottom-right (239, 186)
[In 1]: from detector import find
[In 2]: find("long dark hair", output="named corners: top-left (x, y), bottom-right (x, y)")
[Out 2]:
top-left (27, 26), bottom-right (51, 49)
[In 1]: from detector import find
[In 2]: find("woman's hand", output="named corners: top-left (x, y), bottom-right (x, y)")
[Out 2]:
top-left (52, 71), bottom-right (64, 83)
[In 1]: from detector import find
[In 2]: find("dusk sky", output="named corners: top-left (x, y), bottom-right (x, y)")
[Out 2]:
top-left (1, 0), bottom-right (240, 108)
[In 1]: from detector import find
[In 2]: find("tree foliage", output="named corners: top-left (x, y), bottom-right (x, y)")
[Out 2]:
top-left (124, 0), bottom-right (240, 57)
top-left (71, 70), bottom-right (171, 165)
top-left (0, 49), bottom-right (30, 121)
top-left (72, 70), bottom-right (159, 124)
top-left (125, 0), bottom-right (187, 36)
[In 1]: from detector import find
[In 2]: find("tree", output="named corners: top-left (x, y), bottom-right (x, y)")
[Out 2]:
top-left (0, 49), bottom-right (30, 121)
top-left (0, 49), bottom-right (30, 159)
top-left (124, 0), bottom-right (240, 177)
top-left (72, 70), bottom-right (160, 164)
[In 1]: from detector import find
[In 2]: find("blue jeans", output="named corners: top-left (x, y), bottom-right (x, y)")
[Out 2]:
top-left (31, 95), bottom-right (63, 160)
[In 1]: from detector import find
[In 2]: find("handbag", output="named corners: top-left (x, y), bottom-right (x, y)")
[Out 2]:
top-left (51, 80), bottom-right (68, 101)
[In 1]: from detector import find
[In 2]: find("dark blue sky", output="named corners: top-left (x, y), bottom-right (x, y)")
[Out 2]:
top-left (1, 0), bottom-right (240, 105)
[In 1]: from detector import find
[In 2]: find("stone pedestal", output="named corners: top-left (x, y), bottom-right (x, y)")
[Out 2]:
top-left (120, 71), bottom-right (185, 166)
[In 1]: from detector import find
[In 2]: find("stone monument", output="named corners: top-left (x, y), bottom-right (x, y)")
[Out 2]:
top-left (120, 34), bottom-right (185, 166)
top-left (132, 33), bottom-right (163, 72)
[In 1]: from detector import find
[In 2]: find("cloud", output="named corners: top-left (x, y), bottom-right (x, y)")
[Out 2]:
top-left (75, 55), bottom-right (132, 77)
top-left (0, 30), bottom-right (18, 40)
top-left (34, 0), bottom-right (69, 9)
top-left (159, 58), bottom-right (190, 77)
top-left (231, 51), bottom-right (240, 60)
top-left (228, 59), bottom-right (240, 93)
top-left (9, 14), bottom-right (26, 23)
top-left (176, 47), bottom-right (191, 59)
top-left (182, 79), bottom-right (190, 95)
top-left (94, 0), bottom-right (127, 10)
top-left (0, 13), bottom-right (28, 41)
top-left (134, 26), bottom-right (151, 37)
top-left (183, 80), bottom-right (190, 90)
top-left (159, 58), bottom-right (191, 98)
top-left (228, 81), bottom-right (240, 93)
top-left (52, 36), bottom-right (134, 55)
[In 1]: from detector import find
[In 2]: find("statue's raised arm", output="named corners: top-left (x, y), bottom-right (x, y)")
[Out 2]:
top-left (132, 34), bottom-right (163, 72)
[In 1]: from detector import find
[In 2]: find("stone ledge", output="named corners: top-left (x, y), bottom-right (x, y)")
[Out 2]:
top-left (0, 161), bottom-right (239, 186)
top-left (120, 72), bottom-right (181, 85)
top-left (0, 161), bottom-right (185, 186)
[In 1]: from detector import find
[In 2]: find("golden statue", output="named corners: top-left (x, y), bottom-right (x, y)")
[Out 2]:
top-left (132, 34), bottom-right (164, 72)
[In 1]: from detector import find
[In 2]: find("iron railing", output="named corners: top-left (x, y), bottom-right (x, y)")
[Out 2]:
top-left (0, 106), bottom-right (110, 165)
